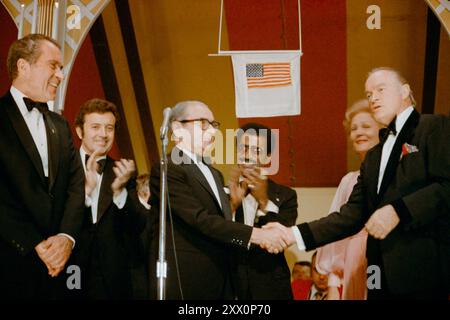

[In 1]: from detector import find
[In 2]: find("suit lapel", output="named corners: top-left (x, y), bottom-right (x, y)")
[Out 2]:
top-left (184, 163), bottom-right (223, 210)
top-left (378, 109), bottom-right (420, 198)
top-left (366, 144), bottom-right (382, 204)
top-left (175, 148), bottom-right (226, 215)
top-left (209, 167), bottom-right (232, 220)
top-left (97, 157), bottom-right (114, 222)
top-left (235, 205), bottom-right (244, 223)
top-left (267, 179), bottom-right (280, 205)
top-left (45, 113), bottom-right (60, 191)
top-left (3, 92), bottom-right (46, 185)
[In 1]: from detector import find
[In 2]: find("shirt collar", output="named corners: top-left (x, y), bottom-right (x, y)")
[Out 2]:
top-left (10, 86), bottom-right (35, 118)
top-left (395, 105), bottom-right (414, 134)
top-left (79, 146), bottom-right (107, 171)
top-left (178, 146), bottom-right (202, 165)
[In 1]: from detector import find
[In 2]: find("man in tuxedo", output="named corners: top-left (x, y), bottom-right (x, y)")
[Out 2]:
top-left (148, 101), bottom-right (288, 299)
top-left (263, 67), bottom-right (450, 299)
top-left (229, 123), bottom-right (297, 300)
top-left (73, 98), bottom-right (147, 299)
top-left (0, 34), bottom-right (85, 298)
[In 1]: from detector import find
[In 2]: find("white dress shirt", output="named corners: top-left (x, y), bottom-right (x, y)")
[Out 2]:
top-left (80, 147), bottom-right (127, 224)
top-left (309, 285), bottom-right (327, 300)
top-left (10, 86), bottom-right (49, 177)
top-left (292, 106), bottom-right (415, 251)
top-left (180, 147), bottom-right (223, 208)
top-left (10, 86), bottom-right (76, 245)
top-left (377, 106), bottom-right (414, 192)
top-left (237, 178), bottom-right (279, 226)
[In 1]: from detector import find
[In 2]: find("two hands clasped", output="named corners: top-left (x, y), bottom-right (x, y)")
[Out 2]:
top-left (251, 204), bottom-right (400, 254)
top-left (35, 149), bottom-right (136, 278)
top-left (35, 235), bottom-right (73, 277)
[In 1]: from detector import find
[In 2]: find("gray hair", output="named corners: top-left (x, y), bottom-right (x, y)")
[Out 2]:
top-left (169, 100), bottom-right (209, 123)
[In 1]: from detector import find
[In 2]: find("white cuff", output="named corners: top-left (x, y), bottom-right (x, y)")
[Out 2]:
top-left (57, 233), bottom-right (76, 249)
top-left (85, 195), bottom-right (92, 207)
top-left (113, 188), bottom-right (128, 209)
top-left (328, 273), bottom-right (342, 287)
top-left (291, 226), bottom-right (306, 251)
top-left (139, 197), bottom-right (151, 210)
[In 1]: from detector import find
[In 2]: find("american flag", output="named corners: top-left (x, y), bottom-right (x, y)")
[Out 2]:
top-left (246, 62), bottom-right (291, 89)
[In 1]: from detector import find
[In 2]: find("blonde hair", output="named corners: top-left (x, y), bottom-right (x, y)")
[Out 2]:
top-left (367, 67), bottom-right (416, 106)
top-left (343, 99), bottom-right (372, 132)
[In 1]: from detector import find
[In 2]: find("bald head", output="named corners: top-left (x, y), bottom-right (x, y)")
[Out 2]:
top-left (170, 100), bottom-right (212, 123)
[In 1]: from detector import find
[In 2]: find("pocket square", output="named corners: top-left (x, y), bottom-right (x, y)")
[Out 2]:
top-left (400, 143), bottom-right (419, 160)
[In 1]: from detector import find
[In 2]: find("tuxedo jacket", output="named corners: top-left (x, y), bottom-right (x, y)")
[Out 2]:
top-left (297, 110), bottom-right (450, 296)
top-left (0, 91), bottom-right (85, 298)
top-left (148, 148), bottom-right (254, 300)
top-left (73, 156), bottom-right (148, 299)
top-left (232, 179), bottom-right (297, 300)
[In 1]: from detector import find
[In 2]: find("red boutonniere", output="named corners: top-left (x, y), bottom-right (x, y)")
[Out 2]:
top-left (400, 143), bottom-right (419, 160)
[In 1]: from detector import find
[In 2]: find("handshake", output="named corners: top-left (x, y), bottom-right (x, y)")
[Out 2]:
top-left (250, 222), bottom-right (297, 254)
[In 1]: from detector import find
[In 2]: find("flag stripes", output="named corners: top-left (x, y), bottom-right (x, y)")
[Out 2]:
top-left (246, 62), bottom-right (291, 88)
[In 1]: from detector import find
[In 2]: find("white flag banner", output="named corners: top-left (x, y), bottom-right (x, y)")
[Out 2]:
top-left (231, 53), bottom-right (301, 118)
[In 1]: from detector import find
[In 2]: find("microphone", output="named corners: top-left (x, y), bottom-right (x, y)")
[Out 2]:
top-left (160, 107), bottom-right (172, 139)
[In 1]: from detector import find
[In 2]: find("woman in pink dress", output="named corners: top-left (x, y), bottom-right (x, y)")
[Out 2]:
top-left (315, 99), bottom-right (381, 300)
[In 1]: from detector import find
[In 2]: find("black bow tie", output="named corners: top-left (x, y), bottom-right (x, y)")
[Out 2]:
top-left (378, 117), bottom-right (397, 143)
top-left (85, 154), bottom-right (107, 174)
top-left (23, 97), bottom-right (49, 114)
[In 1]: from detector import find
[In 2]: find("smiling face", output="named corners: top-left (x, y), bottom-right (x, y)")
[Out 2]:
top-left (237, 132), bottom-right (271, 168)
top-left (365, 70), bottom-right (410, 126)
top-left (76, 112), bottom-right (116, 156)
top-left (349, 111), bottom-right (380, 159)
top-left (15, 40), bottom-right (64, 102)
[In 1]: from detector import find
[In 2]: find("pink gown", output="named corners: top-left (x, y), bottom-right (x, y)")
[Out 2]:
top-left (315, 171), bottom-right (368, 300)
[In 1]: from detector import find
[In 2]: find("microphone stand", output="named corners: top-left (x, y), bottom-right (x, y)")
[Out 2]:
top-left (157, 127), bottom-right (169, 300)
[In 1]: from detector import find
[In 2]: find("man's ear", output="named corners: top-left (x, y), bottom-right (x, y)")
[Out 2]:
top-left (170, 122), bottom-right (182, 141)
top-left (16, 58), bottom-right (29, 76)
top-left (401, 83), bottom-right (411, 100)
top-left (75, 126), bottom-right (83, 140)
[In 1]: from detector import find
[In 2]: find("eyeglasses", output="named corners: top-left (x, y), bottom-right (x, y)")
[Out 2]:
top-left (237, 144), bottom-right (264, 154)
top-left (178, 118), bottom-right (220, 130)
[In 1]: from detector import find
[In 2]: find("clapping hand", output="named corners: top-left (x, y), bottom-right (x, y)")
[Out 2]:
top-left (241, 165), bottom-right (269, 210)
top-left (111, 159), bottom-right (136, 196)
top-left (85, 149), bottom-right (102, 197)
